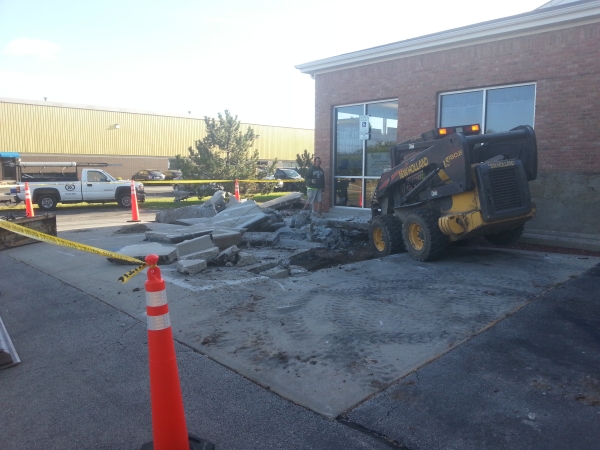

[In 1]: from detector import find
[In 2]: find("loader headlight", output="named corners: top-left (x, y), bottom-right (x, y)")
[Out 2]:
top-left (435, 124), bottom-right (480, 138)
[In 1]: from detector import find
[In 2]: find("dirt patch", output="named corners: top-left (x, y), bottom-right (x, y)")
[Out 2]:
top-left (290, 237), bottom-right (598, 272)
top-left (113, 223), bottom-right (152, 234)
top-left (290, 244), bottom-right (380, 271)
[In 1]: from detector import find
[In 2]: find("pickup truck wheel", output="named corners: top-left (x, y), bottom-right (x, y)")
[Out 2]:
top-left (484, 225), bottom-right (524, 246)
top-left (117, 194), bottom-right (132, 208)
top-left (369, 215), bottom-right (404, 256)
top-left (38, 195), bottom-right (57, 211)
top-left (173, 184), bottom-right (180, 191)
top-left (402, 209), bottom-right (447, 262)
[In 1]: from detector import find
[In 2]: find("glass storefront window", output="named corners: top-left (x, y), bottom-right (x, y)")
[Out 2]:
top-left (485, 85), bottom-right (535, 133)
top-left (366, 102), bottom-right (396, 177)
top-left (440, 84), bottom-right (535, 133)
top-left (440, 91), bottom-right (483, 127)
top-left (335, 105), bottom-right (363, 177)
top-left (364, 179), bottom-right (379, 210)
top-left (334, 100), bottom-right (398, 209)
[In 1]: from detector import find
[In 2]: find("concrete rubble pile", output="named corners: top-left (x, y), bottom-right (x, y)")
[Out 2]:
top-left (110, 191), bottom-right (371, 278)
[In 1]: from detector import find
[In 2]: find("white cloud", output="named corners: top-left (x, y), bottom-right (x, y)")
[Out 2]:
top-left (3, 38), bottom-right (59, 61)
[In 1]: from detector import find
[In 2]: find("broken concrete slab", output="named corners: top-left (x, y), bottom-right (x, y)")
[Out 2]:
top-left (241, 232), bottom-right (281, 247)
top-left (178, 247), bottom-right (220, 262)
top-left (211, 213), bottom-right (268, 231)
top-left (214, 245), bottom-right (240, 266)
top-left (275, 226), bottom-right (308, 242)
top-left (216, 200), bottom-right (262, 218)
top-left (259, 192), bottom-right (304, 210)
top-left (155, 190), bottom-right (227, 224)
top-left (175, 235), bottom-right (215, 258)
top-left (211, 229), bottom-right (242, 250)
top-left (291, 211), bottom-right (311, 228)
top-left (236, 251), bottom-right (257, 266)
top-left (177, 259), bottom-right (207, 274)
top-left (145, 228), bottom-right (213, 244)
top-left (109, 242), bottom-right (177, 265)
top-left (313, 216), bottom-right (371, 231)
top-left (155, 204), bottom-right (215, 224)
top-left (260, 266), bottom-right (290, 279)
top-left (290, 265), bottom-right (309, 276)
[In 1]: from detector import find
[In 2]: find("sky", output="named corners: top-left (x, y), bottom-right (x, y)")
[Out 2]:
top-left (0, 0), bottom-right (548, 130)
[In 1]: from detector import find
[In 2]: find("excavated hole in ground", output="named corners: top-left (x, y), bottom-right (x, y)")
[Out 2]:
top-left (289, 243), bottom-right (381, 271)
top-left (285, 236), bottom-right (599, 272)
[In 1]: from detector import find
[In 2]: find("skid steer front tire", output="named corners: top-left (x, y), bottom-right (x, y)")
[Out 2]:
top-left (369, 215), bottom-right (405, 256)
top-left (402, 209), bottom-right (448, 262)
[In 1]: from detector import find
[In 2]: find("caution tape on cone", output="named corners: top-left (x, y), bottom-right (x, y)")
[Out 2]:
top-left (0, 219), bottom-right (146, 283)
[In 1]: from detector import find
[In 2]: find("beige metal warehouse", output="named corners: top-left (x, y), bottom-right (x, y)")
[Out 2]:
top-left (0, 98), bottom-right (314, 181)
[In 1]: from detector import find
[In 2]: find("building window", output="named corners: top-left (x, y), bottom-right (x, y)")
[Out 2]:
top-left (334, 100), bottom-right (398, 209)
top-left (439, 84), bottom-right (535, 133)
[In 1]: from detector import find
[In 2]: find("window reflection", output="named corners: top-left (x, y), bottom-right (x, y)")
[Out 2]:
top-left (440, 84), bottom-right (535, 133)
top-left (440, 91), bottom-right (483, 127)
top-left (365, 179), bottom-right (379, 209)
top-left (485, 85), bottom-right (535, 133)
top-left (334, 101), bottom-right (398, 209)
top-left (332, 177), bottom-right (364, 208)
top-left (336, 105), bottom-right (363, 177)
top-left (366, 102), bottom-right (396, 177)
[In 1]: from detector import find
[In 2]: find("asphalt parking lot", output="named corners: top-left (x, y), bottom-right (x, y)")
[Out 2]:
top-left (1, 208), bottom-right (599, 449)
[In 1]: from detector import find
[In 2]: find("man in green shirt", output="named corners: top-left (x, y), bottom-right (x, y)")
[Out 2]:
top-left (302, 157), bottom-right (325, 217)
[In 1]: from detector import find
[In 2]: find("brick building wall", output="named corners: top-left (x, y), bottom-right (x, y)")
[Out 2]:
top-left (313, 22), bottom-right (600, 235)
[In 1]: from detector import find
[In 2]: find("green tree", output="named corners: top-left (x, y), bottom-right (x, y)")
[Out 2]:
top-left (187, 110), bottom-right (259, 180)
top-left (295, 149), bottom-right (313, 178)
top-left (295, 149), bottom-right (313, 195)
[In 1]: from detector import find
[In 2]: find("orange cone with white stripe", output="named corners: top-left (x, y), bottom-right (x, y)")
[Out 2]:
top-left (128, 180), bottom-right (141, 223)
top-left (234, 179), bottom-right (240, 201)
top-left (141, 254), bottom-right (214, 450)
top-left (24, 182), bottom-right (35, 217)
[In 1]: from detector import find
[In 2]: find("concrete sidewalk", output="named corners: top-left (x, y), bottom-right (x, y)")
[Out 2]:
top-left (1, 221), bottom-right (599, 449)
top-left (0, 254), bottom-right (390, 450)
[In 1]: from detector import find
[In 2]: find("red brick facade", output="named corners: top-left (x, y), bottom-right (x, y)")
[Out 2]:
top-left (313, 22), bottom-right (600, 228)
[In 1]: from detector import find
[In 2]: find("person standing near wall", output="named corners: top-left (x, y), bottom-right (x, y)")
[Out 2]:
top-left (302, 157), bottom-right (325, 217)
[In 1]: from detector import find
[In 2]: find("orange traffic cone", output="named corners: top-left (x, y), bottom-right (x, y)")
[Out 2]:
top-left (24, 182), bottom-right (35, 217)
top-left (128, 180), bottom-right (141, 223)
top-left (234, 179), bottom-right (240, 201)
top-left (141, 254), bottom-right (214, 450)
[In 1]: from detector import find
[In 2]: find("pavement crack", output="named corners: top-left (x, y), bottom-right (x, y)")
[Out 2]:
top-left (336, 416), bottom-right (411, 449)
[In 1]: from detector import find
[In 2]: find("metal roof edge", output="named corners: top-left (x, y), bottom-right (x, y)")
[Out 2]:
top-left (0, 98), bottom-right (314, 131)
top-left (295, 1), bottom-right (600, 75)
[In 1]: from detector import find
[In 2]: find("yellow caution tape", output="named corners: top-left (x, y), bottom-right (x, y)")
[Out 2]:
top-left (0, 219), bottom-right (146, 283)
top-left (143, 178), bottom-right (303, 185)
top-left (117, 264), bottom-right (147, 283)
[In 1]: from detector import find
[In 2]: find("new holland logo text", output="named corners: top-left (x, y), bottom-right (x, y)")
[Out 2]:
top-left (489, 160), bottom-right (515, 169)
top-left (443, 149), bottom-right (462, 168)
top-left (396, 157), bottom-right (428, 180)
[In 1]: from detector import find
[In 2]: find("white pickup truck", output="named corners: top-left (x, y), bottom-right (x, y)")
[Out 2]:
top-left (13, 162), bottom-right (145, 211)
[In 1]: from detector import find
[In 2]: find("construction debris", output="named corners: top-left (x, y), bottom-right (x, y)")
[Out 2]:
top-left (109, 190), bottom-right (374, 275)
top-left (177, 259), bottom-right (207, 274)
top-left (155, 190), bottom-right (227, 223)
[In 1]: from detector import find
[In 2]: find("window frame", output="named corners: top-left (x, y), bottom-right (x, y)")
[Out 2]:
top-left (437, 82), bottom-right (537, 132)
top-left (332, 99), bottom-right (398, 210)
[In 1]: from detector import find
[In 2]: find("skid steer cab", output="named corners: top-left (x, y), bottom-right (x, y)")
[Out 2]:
top-left (369, 124), bottom-right (538, 262)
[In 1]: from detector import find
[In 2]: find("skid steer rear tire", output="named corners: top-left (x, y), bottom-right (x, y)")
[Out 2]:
top-left (402, 209), bottom-right (448, 262)
top-left (369, 214), bottom-right (405, 256)
top-left (484, 225), bottom-right (524, 246)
